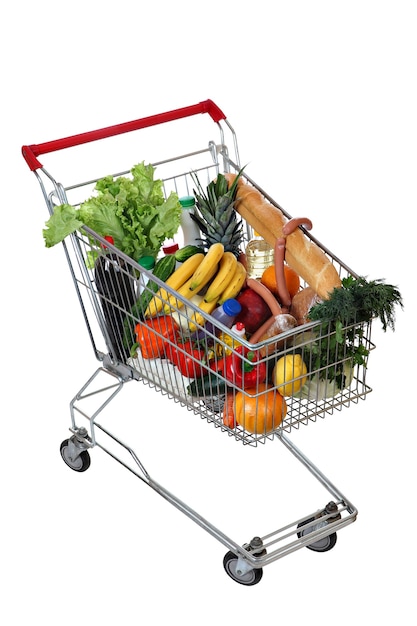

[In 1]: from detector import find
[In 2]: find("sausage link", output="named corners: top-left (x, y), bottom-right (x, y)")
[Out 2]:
top-left (274, 237), bottom-right (291, 311)
top-left (248, 315), bottom-right (276, 345)
top-left (238, 250), bottom-right (248, 272)
top-left (246, 278), bottom-right (282, 317)
top-left (282, 217), bottom-right (313, 236)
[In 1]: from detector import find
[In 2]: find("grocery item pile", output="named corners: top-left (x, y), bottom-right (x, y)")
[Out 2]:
top-left (43, 163), bottom-right (403, 437)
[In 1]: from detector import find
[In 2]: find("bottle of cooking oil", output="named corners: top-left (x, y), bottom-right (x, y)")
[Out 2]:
top-left (245, 232), bottom-right (274, 279)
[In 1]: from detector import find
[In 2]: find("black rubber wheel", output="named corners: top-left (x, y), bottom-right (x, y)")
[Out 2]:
top-left (201, 395), bottom-right (225, 413)
top-left (297, 517), bottom-right (337, 552)
top-left (223, 551), bottom-right (263, 586)
top-left (60, 439), bottom-right (91, 472)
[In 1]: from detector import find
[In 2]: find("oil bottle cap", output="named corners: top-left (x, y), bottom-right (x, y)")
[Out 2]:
top-left (179, 195), bottom-right (196, 209)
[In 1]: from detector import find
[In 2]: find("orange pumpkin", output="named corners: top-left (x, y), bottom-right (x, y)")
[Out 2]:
top-left (234, 383), bottom-right (287, 434)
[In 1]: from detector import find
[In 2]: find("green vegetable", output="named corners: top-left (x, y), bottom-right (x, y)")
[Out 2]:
top-left (295, 364), bottom-right (354, 401)
top-left (175, 244), bottom-right (204, 263)
top-left (42, 204), bottom-right (86, 248)
top-left (134, 254), bottom-right (177, 320)
top-left (309, 275), bottom-right (403, 331)
top-left (43, 161), bottom-right (182, 261)
top-left (300, 322), bottom-right (370, 391)
top-left (300, 276), bottom-right (403, 390)
top-left (122, 253), bottom-right (177, 349)
top-left (186, 371), bottom-right (227, 398)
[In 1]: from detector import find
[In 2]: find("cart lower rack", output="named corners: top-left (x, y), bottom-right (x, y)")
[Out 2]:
top-left (23, 100), bottom-right (375, 585)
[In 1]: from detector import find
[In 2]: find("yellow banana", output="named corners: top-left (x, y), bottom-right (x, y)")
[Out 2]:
top-left (217, 261), bottom-right (247, 304)
top-left (144, 253), bottom-right (204, 317)
top-left (203, 251), bottom-right (238, 303)
top-left (162, 276), bottom-right (196, 314)
top-left (144, 286), bottom-right (171, 318)
top-left (189, 243), bottom-right (224, 292)
top-left (163, 261), bottom-right (219, 315)
top-left (165, 253), bottom-right (205, 289)
top-left (187, 299), bottom-right (218, 333)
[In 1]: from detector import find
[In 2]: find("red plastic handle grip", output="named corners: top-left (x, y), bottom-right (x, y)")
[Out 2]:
top-left (22, 99), bottom-right (226, 171)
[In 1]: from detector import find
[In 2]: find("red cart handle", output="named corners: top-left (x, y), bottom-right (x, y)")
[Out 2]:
top-left (22, 99), bottom-right (226, 171)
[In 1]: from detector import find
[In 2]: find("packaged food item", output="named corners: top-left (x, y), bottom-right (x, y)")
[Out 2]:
top-left (218, 322), bottom-right (247, 355)
top-left (245, 232), bottom-right (274, 279)
top-left (204, 298), bottom-right (242, 337)
top-left (137, 255), bottom-right (156, 295)
top-left (179, 195), bottom-right (201, 247)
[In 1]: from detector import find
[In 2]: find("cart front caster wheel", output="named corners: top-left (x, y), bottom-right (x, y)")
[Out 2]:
top-left (60, 439), bottom-right (91, 472)
top-left (223, 551), bottom-right (263, 586)
top-left (297, 517), bottom-right (337, 552)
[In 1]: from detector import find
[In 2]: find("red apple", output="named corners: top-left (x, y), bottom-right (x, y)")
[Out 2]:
top-left (235, 288), bottom-right (272, 334)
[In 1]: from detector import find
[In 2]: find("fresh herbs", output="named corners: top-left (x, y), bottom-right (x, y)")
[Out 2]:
top-left (303, 321), bottom-right (370, 388)
top-left (300, 276), bottom-right (403, 390)
top-left (308, 275), bottom-right (403, 331)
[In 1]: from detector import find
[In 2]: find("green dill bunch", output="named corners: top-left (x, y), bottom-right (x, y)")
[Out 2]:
top-left (190, 169), bottom-right (245, 257)
top-left (309, 275), bottom-right (403, 331)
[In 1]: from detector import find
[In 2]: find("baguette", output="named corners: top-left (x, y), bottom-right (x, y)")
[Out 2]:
top-left (226, 174), bottom-right (341, 300)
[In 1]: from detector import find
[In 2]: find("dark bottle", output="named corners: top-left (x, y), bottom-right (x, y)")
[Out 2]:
top-left (94, 236), bottom-right (136, 362)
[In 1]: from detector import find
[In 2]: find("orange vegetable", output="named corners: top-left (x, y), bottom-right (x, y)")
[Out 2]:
top-left (234, 383), bottom-right (287, 434)
top-left (135, 315), bottom-right (179, 359)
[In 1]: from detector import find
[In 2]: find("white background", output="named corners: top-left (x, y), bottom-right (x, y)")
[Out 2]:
top-left (2, 1), bottom-right (415, 624)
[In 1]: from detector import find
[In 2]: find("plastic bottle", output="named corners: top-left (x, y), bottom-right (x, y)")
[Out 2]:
top-left (94, 236), bottom-right (136, 362)
top-left (137, 255), bottom-right (156, 295)
top-left (245, 232), bottom-right (274, 279)
top-left (162, 241), bottom-right (179, 256)
top-left (179, 195), bottom-right (201, 247)
top-left (162, 241), bottom-right (180, 269)
top-left (219, 321), bottom-right (247, 355)
top-left (204, 298), bottom-right (242, 338)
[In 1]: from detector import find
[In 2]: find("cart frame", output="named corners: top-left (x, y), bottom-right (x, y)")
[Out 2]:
top-left (23, 100), bottom-right (374, 585)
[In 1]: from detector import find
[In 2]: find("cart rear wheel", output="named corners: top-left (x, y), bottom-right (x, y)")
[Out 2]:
top-left (60, 439), bottom-right (91, 472)
top-left (297, 517), bottom-right (337, 552)
top-left (223, 551), bottom-right (263, 586)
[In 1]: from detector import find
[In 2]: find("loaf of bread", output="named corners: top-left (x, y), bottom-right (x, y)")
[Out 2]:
top-left (226, 174), bottom-right (341, 300)
top-left (290, 287), bottom-right (322, 325)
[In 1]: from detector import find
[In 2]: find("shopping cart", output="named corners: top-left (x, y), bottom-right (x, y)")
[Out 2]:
top-left (22, 100), bottom-right (375, 585)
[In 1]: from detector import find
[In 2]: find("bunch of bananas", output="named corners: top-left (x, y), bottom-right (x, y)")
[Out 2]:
top-left (144, 243), bottom-right (246, 331)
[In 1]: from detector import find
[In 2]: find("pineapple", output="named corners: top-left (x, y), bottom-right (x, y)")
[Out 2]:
top-left (190, 168), bottom-right (245, 257)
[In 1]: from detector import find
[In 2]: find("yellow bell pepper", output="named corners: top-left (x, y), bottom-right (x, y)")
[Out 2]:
top-left (273, 354), bottom-right (308, 396)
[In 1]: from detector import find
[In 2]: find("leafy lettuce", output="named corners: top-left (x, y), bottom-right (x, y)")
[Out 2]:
top-left (43, 161), bottom-right (182, 260)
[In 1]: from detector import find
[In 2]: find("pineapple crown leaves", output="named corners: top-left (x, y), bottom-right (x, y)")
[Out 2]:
top-left (189, 166), bottom-right (246, 256)
top-left (190, 165), bottom-right (246, 208)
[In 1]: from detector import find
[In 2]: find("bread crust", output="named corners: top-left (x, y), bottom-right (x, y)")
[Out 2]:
top-left (290, 287), bottom-right (322, 325)
top-left (228, 175), bottom-right (341, 299)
